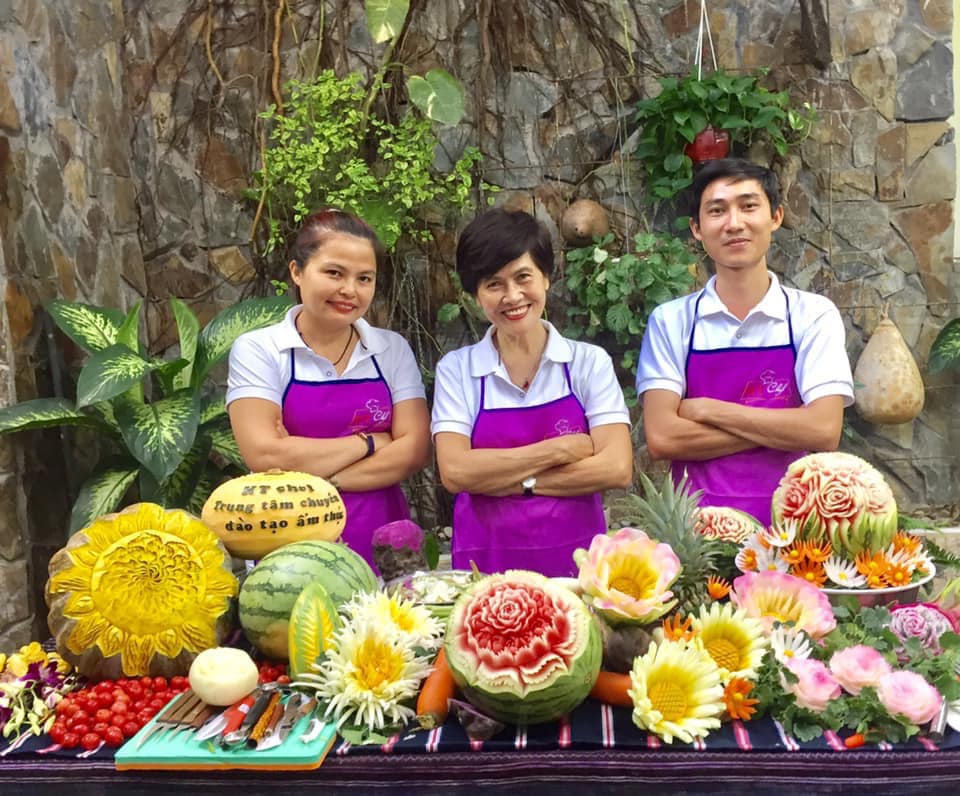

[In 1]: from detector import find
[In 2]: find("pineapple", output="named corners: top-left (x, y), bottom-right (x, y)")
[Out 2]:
top-left (609, 470), bottom-right (730, 615)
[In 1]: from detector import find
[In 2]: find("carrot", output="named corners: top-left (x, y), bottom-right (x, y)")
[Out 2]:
top-left (416, 648), bottom-right (457, 729)
top-left (844, 732), bottom-right (866, 749)
top-left (589, 670), bottom-right (633, 708)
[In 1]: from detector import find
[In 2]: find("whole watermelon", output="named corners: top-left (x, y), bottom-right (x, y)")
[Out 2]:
top-left (444, 570), bottom-right (601, 726)
top-left (239, 540), bottom-right (376, 659)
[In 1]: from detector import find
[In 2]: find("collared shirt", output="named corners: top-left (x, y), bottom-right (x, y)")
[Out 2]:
top-left (635, 272), bottom-right (854, 406)
top-left (431, 320), bottom-right (630, 437)
top-left (226, 305), bottom-right (426, 407)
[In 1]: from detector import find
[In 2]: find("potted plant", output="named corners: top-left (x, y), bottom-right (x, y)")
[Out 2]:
top-left (633, 69), bottom-right (816, 201)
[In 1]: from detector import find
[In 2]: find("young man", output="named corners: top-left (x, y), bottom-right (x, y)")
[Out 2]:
top-left (636, 158), bottom-right (854, 525)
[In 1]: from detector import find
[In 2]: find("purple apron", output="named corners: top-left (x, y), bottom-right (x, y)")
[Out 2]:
top-left (671, 289), bottom-right (803, 525)
top-left (282, 347), bottom-right (410, 570)
top-left (452, 363), bottom-right (605, 577)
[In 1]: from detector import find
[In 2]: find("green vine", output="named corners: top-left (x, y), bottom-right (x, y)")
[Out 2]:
top-left (250, 71), bottom-right (482, 254)
top-left (564, 231), bottom-right (698, 399)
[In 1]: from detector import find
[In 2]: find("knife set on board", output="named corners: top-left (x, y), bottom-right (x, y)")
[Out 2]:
top-left (115, 685), bottom-right (337, 771)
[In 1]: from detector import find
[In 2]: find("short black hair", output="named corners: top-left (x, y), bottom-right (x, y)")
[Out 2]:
top-left (688, 158), bottom-right (781, 223)
top-left (455, 209), bottom-right (554, 294)
top-left (288, 208), bottom-right (386, 273)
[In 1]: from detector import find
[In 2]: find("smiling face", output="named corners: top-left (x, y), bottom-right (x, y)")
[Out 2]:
top-left (690, 177), bottom-right (784, 273)
top-left (475, 253), bottom-right (550, 335)
top-left (290, 232), bottom-right (377, 332)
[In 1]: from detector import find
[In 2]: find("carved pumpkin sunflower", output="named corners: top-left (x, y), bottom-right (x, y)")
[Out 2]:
top-left (46, 503), bottom-right (238, 679)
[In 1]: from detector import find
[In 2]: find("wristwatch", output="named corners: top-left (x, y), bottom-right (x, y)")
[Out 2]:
top-left (522, 476), bottom-right (536, 497)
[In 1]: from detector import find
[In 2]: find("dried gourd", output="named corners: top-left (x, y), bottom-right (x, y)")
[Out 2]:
top-left (560, 199), bottom-right (609, 245)
top-left (853, 311), bottom-right (924, 424)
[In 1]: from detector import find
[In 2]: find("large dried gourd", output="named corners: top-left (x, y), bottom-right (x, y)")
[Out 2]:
top-left (853, 315), bottom-right (924, 424)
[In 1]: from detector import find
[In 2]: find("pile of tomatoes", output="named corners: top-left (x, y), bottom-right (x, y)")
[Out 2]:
top-left (49, 675), bottom-right (190, 751)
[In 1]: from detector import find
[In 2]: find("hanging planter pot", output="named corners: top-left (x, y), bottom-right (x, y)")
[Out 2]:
top-left (684, 125), bottom-right (730, 164)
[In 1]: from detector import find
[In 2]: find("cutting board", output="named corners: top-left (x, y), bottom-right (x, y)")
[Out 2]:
top-left (115, 698), bottom-right (337, 771)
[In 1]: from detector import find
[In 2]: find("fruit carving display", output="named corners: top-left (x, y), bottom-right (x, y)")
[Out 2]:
top-left (770, 452), bottom-right (898, 557)
top-left (288, 583), bottom-right (341, 679)
top-left (444, 570), bottom-right (601, 726)
top-left (239, 540), bottom-right (377, 659)
top-left (45, 503), bottom-right (238, 679)
top-left (201, 470), bottom-right (346, 559)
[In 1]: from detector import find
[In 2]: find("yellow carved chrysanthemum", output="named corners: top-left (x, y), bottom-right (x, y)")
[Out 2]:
top-left (47, 503), bottom-right (237, 675)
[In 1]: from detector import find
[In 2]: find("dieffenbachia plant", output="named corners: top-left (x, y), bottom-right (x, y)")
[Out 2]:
top-left (0, 296), bottom-right (292, 531)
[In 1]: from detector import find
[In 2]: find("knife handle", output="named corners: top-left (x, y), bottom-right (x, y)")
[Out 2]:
top-left (222, 694), bottom-right (258, 736)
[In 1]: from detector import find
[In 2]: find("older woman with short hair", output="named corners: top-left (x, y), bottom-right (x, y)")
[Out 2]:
top-left (432, 208), bottom-right (632, 577)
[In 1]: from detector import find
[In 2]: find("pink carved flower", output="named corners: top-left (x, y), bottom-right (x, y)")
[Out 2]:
top-left (574, 528), bottom-right (681, 626)
top-left (877, 670), bottom-right (942, 725)
top-left (889, 603), bottom-right (958, 661)
top-left (783, 658), bottom-right (841, 713)
top-left (730, 571), bottom-right (836, 639)
top-left (828, 645), bottom-right (892, 695)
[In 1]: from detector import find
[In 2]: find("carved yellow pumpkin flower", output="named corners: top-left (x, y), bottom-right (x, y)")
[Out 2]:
top-left (46, 503), bottom-right (238, 679)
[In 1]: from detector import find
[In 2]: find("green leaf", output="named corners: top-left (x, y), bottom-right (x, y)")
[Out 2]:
top-left (929, 318), bottom-right (960, 374)
top-left (663, 152), bottom-right (686, 173)
top-left (407, 70), bottom-right (466, 126)
top-left (193, 295), bottom-right (293, 387)
top-left (423, 531), bottom-right (440, 570)
top-left (115, 302), bottom-right (142, 352)
top-left (171, 298), bottom-right (200, 389)
top-left (605, 303), bottom-right (633, 333)
top-left (365, 0), bottom-right (410, 43)
top-left (115, 391), bottom-right (201, 483)
top-left (0, 398), bottom-right (99, 434)
top-left (46, 300), bottom-right (124, 353)
top-left (200, 394), bottom-right (228, 426)
top-left (437, 302), bottom-right (462, 323)
top-left (160, 434), bottom-right (213, 508)
top-left (69, 463), bottom-right (139, 533)
top-left (154, 358), bottom-right (191, 397)
top-left (187, 466), bottom-right (221, 515)
top-left (75, 344), bottom-right (166, 409)
top-left (208, 425), bottom-right (246, 469)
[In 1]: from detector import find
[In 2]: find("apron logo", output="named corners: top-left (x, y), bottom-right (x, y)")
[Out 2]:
top-left (545, 418), bottom-right (585, 438)
top-left (349, 399), bottom-right (392, 431)
top-left (740, 369), bottom-right (795, 403)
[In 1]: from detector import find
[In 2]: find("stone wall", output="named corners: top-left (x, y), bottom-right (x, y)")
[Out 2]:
top-left (0, 0), bottom-right (956, 644)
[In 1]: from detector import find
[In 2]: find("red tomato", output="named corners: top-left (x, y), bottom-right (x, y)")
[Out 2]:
top-left (126, 683), bottom-right (143, 698)
top-left (275, 662), bottom-right (287, 674)
top-left (92, 722), bottom-right (110, 736)
top-left (82, 696), bottom-right (100, 713)
top-left (152, 676), bottom-right (168, 691)
top-left (276, 675), bottom-right (291, 685)
top-left (142, 688), bottom-right (155, 700)
top-left (170, 676), bottom-right (188, 690)
top-left (49, 724), bottom-right (67, 745)
top-left (112, 690), bottom-right (129, 703)
top-left (121, 720), bottom-right (140, 738)
top-left (154, 690), bottom-right (172, 704)
top-left (139, 676), bottom-right (153, 688)
top-left (110, 701), bottom-right (129, 715)
top-left (80, 732), bottom-right (101, 751)
top-left (71, 723), bottom-right (91, 737)
top-left (96, 691), bottom-right (114, 708)
top-left (104, 726), bottom-right (125, 747)
top-left (95, 708), bottom-right (113, 724)
top-left (59, 701), bottom-right (79, 718)
top-left (61, 731), bottom-right (80, 749)
top-left (110, 714), bottom-right (127, 728)
top-left (148, 698), bottom-right (166, 711)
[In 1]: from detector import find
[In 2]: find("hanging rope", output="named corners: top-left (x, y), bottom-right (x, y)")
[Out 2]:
top-left (694, 0), bottom-right (718, 78)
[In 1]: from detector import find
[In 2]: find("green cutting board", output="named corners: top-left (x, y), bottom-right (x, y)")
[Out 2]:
top-left (115, 700), bottom-right (338, 771)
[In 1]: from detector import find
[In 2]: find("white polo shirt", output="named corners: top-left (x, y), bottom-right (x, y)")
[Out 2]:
top-left (635, 272), bottom-right (854, 406)
top-left (227, 305), bottom-right (426, 408)
top-left (431, 320), bottom-right (630, 437)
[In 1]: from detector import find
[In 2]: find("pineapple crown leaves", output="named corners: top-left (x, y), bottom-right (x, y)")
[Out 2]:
top-left (609, 470), bottom-right (727, 594)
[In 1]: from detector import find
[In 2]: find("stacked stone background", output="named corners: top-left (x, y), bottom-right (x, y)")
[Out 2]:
top-left (0, 0), bottom-right (956, 645)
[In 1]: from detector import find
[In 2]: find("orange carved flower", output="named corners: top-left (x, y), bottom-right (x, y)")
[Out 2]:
top-left (791, 560), bottom-right (827, 589)
top-left (804, 540), bottom-right (832, 563)
top-left (661, 613), bottom-right (696, 642)
top-left (707, 576), bottom-right (731, 600)
top-left (780, 542), bottom-right (806, 567)
top-left (723, 677), bottom-right (759, 721)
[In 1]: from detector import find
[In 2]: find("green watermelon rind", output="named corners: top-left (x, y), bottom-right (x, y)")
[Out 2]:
top-left (444, 570), bottom-right (602, 726)
top-left (239, 540), bottom-right (376, 659)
